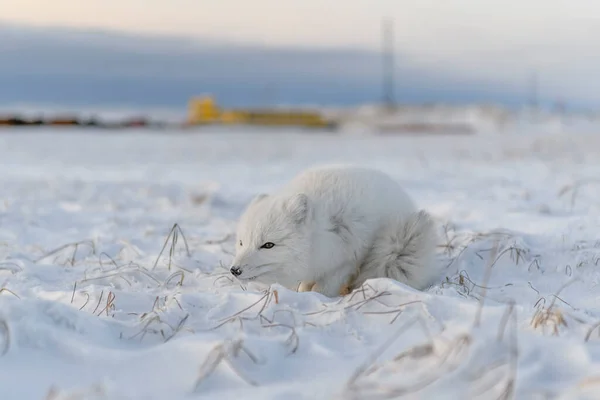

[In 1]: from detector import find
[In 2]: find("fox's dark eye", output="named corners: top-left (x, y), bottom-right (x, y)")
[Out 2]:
top-left (260, 242), bottom-right (275, 249)
top-left (239, 240), bottom-right (243, 246)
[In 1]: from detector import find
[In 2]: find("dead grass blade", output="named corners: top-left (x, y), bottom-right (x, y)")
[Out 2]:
top-left (0, 288), bottom-right (20, 299)
top-left (473, 239), bottom-right (500, 329)
top-left (0, 319), bottom-right (9, 356)
top-left (345, 316), bottom-right (419, 388)
top-left (34, 240), bottom-right (96, 266)
top-left (152, 223), bottom-right (191, 271)
top-left (192, 339), bottom-right (259, 392)
top-left (262, 323), bottom-right (300, 355)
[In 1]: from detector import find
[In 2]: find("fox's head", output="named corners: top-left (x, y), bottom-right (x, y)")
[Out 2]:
top-left (229, 192), bottom-right (312, 288)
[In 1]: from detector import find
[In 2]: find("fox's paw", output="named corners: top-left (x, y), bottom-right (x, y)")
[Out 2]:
top-left (298, 281), bottom-right (351, 297)
top-left (310, 282), bottom-right (351, 297)
top-left (339, 284), bottom-right (352, 296)
top-left (297, 281), bottom-right (316, 292)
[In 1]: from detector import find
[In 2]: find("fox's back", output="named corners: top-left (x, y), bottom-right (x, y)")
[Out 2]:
top-left (282, 165), bottom-right (416, 227)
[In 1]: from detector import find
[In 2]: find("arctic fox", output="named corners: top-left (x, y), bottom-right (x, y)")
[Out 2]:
top-left (229, 165), bottom-right (439, 298)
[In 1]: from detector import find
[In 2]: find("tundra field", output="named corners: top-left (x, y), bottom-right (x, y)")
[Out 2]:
top-left (2, 126), bottom-right (600, 399)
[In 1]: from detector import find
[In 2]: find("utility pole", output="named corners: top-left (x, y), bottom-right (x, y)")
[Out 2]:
top-left (529, 70), bottom-right (539, 110)
top-left (382, 18), bottom-right (395, 111)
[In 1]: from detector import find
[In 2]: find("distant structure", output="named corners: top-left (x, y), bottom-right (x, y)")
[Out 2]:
top-left (529, 70), bottom-right (539, 110)
top-left (382, 18), bottom-right (396, 111)
top-left (186, 96), bottom-right (335, 129)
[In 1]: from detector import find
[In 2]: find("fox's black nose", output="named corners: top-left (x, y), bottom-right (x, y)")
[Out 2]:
top-left (230, 266), bottom-right (242, 276)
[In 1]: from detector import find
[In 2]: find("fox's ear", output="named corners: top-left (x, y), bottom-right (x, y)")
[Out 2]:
top-left (248, 193), bottom-right (268, 207)
top-left (284, 193), bottom-right (309, 224)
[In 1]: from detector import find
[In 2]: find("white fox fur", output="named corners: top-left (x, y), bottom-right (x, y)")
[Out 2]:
top-left (229, 164), bottom-right (439, 297)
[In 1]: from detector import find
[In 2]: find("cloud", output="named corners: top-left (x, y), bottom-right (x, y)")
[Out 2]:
top-left (0, 23), bottom-right (565, 109)
top-left (4, 1), bottom-right (600, 111)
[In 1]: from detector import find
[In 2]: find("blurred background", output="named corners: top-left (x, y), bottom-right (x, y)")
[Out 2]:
top-left (5, 4), bottom-right (600, 399)
top-left (1, 0), bottom-right (600, 132)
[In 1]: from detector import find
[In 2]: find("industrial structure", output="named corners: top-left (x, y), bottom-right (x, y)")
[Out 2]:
top-left (185, 96), bottom-right (335, 129)
top-left (0, 95), bottom-right (336, 130)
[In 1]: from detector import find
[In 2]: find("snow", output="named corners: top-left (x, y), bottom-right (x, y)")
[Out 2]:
top-left (2, 127), bottom-right (600, 399)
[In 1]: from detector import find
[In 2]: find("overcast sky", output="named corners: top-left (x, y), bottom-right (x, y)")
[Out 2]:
top-left (3, 0), bottom-right (600, 109)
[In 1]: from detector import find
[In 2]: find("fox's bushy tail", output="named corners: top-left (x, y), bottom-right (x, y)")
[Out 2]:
top-left (352, 210), bottom-right (439, 290)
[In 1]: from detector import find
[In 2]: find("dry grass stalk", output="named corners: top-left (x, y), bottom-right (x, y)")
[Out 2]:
top-left (345, 316), bottom-right (420, 389)
top-left (558, 178), bottom-right (600, 210)
top-left (0, 287), bottom-right (20, 299)
top-left (344, 331), bottom-right (472, 399)
top-left (262, 323), bottom-right (300, 355)
top-left (499, 303), bottom-right (518, 400)
top-left (95, 291), bottom-right (116, 317)
top-left (209, 290), bottom-right (276, 330)
top-left (467, 307), bottom-right (519, 399)
top-left (164, 314), bottom-right (191, 342)
top-left (80, 264), bottom-right (161, 287)
top-left (530, 306), bottom-right (567, 336)
top-left (164, 271), bottom-right (185, 288)
top-left (78, 292), bottom-right (91, 311)
top-left (473, 239), bottom-right (500, 329)
top-left (585, 321), bottom-right (600, 342)
top-left (124, 293), bottom-right (192, 343)
top-left (192, 338), bottom-right (259, 392)
top-left (91, 291), bottom-right (105, 315)
top-left (0, 261), bottom-right (22, 273)
top-left (497, 301), bottom-right (515, 342)
top-left (0, 319), bottom-right (9, 356)
top-left (152, 223), bottom-right (191, 271)
top-left (530, 278), bottom-right (577, 336)
top-left (35, 240), bottom-right (96, 266)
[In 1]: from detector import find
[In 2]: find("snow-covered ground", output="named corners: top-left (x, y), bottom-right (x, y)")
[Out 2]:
top-left (2, 127), bottom-right (600, 399)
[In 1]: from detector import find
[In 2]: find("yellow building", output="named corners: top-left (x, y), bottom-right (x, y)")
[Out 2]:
top-left (187, 96), bottom-right (334, 129)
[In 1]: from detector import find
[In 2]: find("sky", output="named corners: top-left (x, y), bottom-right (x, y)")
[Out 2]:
top-left (2, 0), bottom-right (600, 110)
